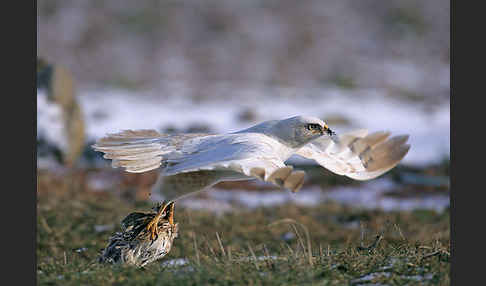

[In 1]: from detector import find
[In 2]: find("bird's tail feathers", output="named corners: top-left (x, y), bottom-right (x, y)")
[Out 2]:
top-left (92, 129), bottom-right (171, 173)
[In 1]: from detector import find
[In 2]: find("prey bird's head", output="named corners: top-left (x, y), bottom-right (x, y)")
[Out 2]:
top-left (273, 116), bottom-right (336, 148)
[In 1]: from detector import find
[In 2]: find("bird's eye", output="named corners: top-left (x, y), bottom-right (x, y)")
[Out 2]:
top-left (306, 124), bottom-right (320, 131)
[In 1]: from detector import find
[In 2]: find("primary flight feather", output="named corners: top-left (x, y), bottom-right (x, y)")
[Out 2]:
top-left (92, 116), bottom-right (410, 200)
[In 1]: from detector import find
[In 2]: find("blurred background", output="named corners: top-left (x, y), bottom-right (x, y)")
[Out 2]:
top-left (37, 0), bottom-right (450, 219)
top-left (37, 2), bottom-right (450, 282)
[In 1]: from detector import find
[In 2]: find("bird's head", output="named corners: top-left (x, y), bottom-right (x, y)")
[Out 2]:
top-left (274, 116), bottom-right (336, 148)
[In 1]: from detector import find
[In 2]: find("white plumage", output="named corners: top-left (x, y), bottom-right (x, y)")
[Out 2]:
top-left (92, 116), bottom-right (410, 200)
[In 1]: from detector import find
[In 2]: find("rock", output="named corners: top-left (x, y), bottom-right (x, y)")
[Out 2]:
top-left (37, 58), bottom-right (86, 168)
top-left (237, 108), bottom-right (258, 123)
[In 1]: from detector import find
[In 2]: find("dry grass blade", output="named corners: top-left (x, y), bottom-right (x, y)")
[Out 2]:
top-left (357, 234), bottom-right (383, 253)
top-left (268, 218), bottom-right (313, 266)
top-left (422, 249), bottom-right (450, 260)
top-left (227, 245), bottom-right (232, 263)
top-left (284, 242), bottom-right (295, 258)
top-left (394, 223), bottom-right (406, 241)
top-left (192, 232), bottom-right (200, 266)
top-left (262, 244), bottom-right (275, 270)
top-left (319, 243), bottom-right (324, 264)
top-left (247, 242), bottom-right (260, 270)
top-left (422, 251), bottom-right (441, 259)
top-left (216, 232), bottom-right (226, 259)
top-left (290, 224), bottom-right (306, 256)
top-left (204, 237), bottom-right (218, 262)
top-left (40, 216), bottom-right (53, 234)
top-left (360, 221), bottom-right (366, 248)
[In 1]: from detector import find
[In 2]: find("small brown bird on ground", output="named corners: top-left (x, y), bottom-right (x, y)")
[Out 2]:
top-left (98, 201), bottom-right (178, 267)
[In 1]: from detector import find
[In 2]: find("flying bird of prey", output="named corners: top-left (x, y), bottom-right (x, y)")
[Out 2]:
top-left (93, 116), bottom-right (410, 238)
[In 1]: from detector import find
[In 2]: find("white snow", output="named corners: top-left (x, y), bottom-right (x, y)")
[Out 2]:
top-left (161, 258), bottom-right (189, 267)
top-left (72, 85), bottom-right (448, 167)
top-left (320, 179), bottom-right (449, 212)
top-left (37, 90), bottom-right (68, 152)
top-left (37, 84), bottom-right (449, 212)
top-left (171, 178), bottom-right (449, 213)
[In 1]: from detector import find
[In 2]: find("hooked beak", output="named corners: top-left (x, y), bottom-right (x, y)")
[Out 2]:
top-left (322, 124), bottom-right (336, 136)
top-left (322, 124), bottom-right (339, 143)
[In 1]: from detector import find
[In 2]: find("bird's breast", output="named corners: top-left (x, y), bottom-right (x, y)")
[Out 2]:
top-left (258, 135), bottom-right (296, 161)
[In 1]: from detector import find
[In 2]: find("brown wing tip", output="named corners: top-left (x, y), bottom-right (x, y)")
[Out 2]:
top-left (390, 134), bottom-right (410, 145)
top-left (267, 166), bottom-right (293, 183)
top-left (250, 167), bottom-right (266, 181)
top-left (364, 136), bottom-right (411, 172)
top-left (284, 171), bottom-right (306, 193)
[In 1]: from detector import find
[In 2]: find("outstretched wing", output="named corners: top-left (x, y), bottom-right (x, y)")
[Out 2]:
top-left (92, 129), bottom-right (210, 173)
top-left (162, 132), bottom-right (306, 192)
top-left (295, 129), bottom-right (410, 180)
top-left (92, 130), bottom-right (306, 192)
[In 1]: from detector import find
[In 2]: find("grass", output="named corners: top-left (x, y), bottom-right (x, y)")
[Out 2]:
top-left (37, 169), bottom-right (450, 285)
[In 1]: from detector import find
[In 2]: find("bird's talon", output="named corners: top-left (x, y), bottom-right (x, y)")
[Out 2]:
top-left (145, 201), bottom-right (172, 241)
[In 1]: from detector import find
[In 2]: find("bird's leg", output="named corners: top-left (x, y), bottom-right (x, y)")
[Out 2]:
top-left (145, 201), bottom-right (171, 241)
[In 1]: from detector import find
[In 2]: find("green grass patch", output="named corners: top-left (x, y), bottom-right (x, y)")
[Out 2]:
top-left (37, 171), bottom-right (449, 285)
